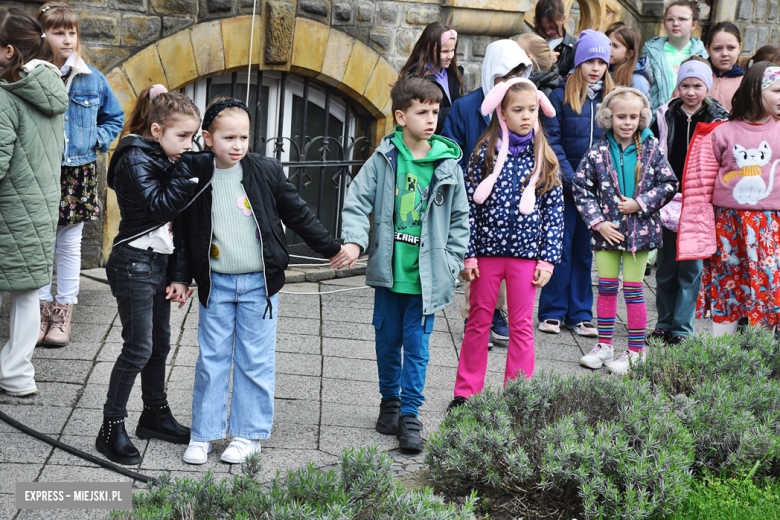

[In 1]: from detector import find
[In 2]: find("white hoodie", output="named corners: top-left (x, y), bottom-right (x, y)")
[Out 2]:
top-left (481, 40), bottom-right (533, 98)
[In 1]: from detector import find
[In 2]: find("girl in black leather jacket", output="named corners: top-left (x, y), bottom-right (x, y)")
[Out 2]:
top-left (97, 85), bottom-right (213, 466)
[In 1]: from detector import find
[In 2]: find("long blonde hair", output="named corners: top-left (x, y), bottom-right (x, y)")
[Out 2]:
top-left (469, 82), bottom-right (560, 196)
top-left (516, 33), bottom-right (554, 74)
top-left (564, 63), bottom-right (615, 114)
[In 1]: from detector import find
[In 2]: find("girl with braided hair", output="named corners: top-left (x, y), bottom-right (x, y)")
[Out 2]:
top-left (572, 88), bottom-right (677, 375)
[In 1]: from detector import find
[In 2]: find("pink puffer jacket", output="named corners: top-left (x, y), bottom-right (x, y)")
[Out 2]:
top-left (676, 121), bottom-right (724, 260)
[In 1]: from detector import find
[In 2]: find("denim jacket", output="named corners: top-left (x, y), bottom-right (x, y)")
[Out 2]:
top-left (62, 58), bottom-right (124, 166)
top-left (341, 133), bottom-right (470, 315)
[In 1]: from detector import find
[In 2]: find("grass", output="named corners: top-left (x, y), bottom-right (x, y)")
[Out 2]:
top-left (663, 473), bottom-right (780, 520)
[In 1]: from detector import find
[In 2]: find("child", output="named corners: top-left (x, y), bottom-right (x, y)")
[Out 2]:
top-left (35, 2), bottom-right (124, 347)
top-left (98, 85), bottom-right (213, 465)
top-left (534, 0), bottom-right (577, 79)
top-left (539, 29), bottom-right (615, 337)
top-left (0, 8), bottom-right (67, 397)
top-left (606, 24), bottom-right (652, 100)
top-left (442, 40), bottom-right (532, 346)
top-left (573, 88), bottom-right (677, 375)
top-left (399, 22), bottom-right (464, 135)
top-left (678, 63), bottom-right (780, 336)
top-left (336, 76), bottom-right (469, 452)
top-left (175, 98), bottom-right (343, 464)
top-left (742, 46), bottom-right (780, 70)
top-left (702, 22), bottom-right (744, 111)
top-left (650, 57), bottom-right (728, 345)
top-left (516, 33), bottom-right (563, 97)
top-left (642, 0), bottom-right (708, 112)
top-left (450, 78), bottom-right (563, 408)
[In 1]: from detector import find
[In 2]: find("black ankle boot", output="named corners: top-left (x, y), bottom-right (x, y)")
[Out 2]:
top-left (135, 404), bottom-right (190, 444)
top-left (95, 417), bottom-right (141, 465)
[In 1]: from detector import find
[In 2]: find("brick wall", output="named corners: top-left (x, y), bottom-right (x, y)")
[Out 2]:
top-left (733, 0), bottom-right (780, 56)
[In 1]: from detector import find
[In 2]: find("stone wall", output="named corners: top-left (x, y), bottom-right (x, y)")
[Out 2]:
top-left (732, 0), bottom-right (780, 56)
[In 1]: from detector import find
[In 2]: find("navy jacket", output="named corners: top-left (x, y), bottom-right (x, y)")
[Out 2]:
top-left (442, 88), bottom-right (489, 174)
top-left (544, 79), bottom-right (605, 193)
top-left (465, 141), bottom-right (564, 264)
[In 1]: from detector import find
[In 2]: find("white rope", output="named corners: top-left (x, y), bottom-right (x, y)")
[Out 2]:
top-left (279, 285), bottom-right (372, 295)
top-left (246, 0), bottom-right (258, 105)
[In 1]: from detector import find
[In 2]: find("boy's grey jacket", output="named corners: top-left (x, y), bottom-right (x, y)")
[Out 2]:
top-left (341, 132), bottom-right (470, 315)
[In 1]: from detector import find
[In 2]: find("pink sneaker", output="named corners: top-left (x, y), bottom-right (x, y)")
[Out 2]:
top-left (571, 321), bottom-right (598, 337)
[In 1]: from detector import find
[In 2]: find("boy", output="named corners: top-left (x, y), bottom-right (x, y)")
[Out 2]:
top-left (642, 0), bottom-right (708, 112)
top-left (333, 76), bottom-right (469, 453)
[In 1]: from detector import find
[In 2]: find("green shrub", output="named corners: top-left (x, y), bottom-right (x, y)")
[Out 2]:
top-left (111, 446), bottom-right (476, 520)
top-left (425, 374), bottom-right (695, 520)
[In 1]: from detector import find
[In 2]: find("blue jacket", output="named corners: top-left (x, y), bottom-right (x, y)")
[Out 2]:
top-left (631, 56), bottom-right (653, 101)
top-left (442, 88), bottom-right (489, 174)
top-left (544, 80), bottom-right (605, 193)
top-left (62, 58), bottom-right (124, 166)
top-left (340, 133), bottom-right (470, 315)
top-left (642, 36), bottom-right (708, 112)
top-left (465, 141), bottom-right (564, 264)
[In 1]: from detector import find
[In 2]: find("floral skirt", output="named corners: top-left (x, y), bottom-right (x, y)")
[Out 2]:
top-left (697, 207), bottom-right (780, 326)
top-left (60, 162), bottom-right (99, 226)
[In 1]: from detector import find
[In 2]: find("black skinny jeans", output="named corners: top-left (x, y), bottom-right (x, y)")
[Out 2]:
top-left (103, 244), bottom-right (171, 419)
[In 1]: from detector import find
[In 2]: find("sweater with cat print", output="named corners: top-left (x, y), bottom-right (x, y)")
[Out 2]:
top-left (711, 118), bottom-right (780, 211)
top-left (465, 140), bottom-right (564, 264)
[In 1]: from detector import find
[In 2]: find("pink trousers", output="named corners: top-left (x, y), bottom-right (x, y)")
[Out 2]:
top-left (454, 257), bottom-right (537, 397)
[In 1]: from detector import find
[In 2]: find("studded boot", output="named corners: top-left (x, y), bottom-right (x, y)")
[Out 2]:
top-left (135, 404), bottom-right (190, 444)
top-left (95, 417), bottom-right (141, 465)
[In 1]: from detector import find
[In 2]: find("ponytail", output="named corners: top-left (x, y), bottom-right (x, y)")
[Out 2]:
top-left (119, 86), bottom-right (200, 141)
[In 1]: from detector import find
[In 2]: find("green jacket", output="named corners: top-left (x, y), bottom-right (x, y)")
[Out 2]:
top-left (341, 132), bottom-right (470, 315)
top-left (642, 36), bottom-right (708, 112)
top-left (0, 64), bottom-right (68, 291)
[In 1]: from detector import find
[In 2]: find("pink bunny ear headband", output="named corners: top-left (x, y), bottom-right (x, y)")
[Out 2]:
top-left (473, 77), bottom-right (556, 214)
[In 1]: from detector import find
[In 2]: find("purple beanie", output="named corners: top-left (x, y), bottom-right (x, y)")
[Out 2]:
top-left (574, 29), bottom-right (611, 69)
top-left (676, 59), bottom-right (713, 91)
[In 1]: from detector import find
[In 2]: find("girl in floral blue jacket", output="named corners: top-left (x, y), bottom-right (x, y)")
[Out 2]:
top-left (450, 78), bottom-right (563, 409)
top-left (573, 87), bottom-right (677, 376)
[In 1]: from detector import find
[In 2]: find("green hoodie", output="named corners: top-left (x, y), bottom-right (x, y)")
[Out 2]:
top-left (606, 127), bottom-right (654, 198)
top-left (389, 127), bottom-right (460, 294)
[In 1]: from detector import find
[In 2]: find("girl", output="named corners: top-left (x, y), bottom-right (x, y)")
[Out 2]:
top-left (175, 98), bottom-right (342, 464)
top-left (606, 24), bottom-right (652, 100)
top-left (0, 8), bottom-right (67, 397)
top-left (400, 22), bottom-right (463, 135)
top-left (534, 0), bottom-right (576, 79)
top-left (678, 63), bottom-right (780, 336)
top-left (539, 29), bottom-right (615, 337)
top-left (449, 78), bottom-right (563, 408)
top-left (516, 33), bottom-right (563, 97)
top-left (35, 2), bottom-right (124, 348)
top-left (642, 0), bottom-right (707, 111)
top-left (573, 88), bottom-right (677, 375)
top-left (650, 57), bottom-right (728, 345)
top-left (742, 46), bottom-right (780, 70)
top-left (98, 85), bottom-right (213, 465)
top-left (702, 22), bottom-right (743, 111)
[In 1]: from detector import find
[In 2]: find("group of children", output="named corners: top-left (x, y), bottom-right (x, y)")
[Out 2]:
top-left (3, 0), bottom-right (780, 465)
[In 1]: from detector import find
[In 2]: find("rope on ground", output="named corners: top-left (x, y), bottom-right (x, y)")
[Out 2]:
top-left (279, 285), bottom-right (372, 295)
top-left (0, 408), bottom-right (157, 484)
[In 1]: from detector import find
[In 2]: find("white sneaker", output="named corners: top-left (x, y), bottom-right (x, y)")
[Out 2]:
top-left (580, 343), bottom-right (614, 369)
top-left (183, 440), bottom-right (212, 465)
top-left (539, 319), bottom-right (561, 334)
top-left (220, 437), bottom-right (262, 464)
top-left (570, 321), bottom-right (598, 337)
top-left (607, 349), bottom-right (646, 376)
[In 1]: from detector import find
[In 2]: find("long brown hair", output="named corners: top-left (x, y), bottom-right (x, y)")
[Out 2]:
top-left (741, 45), bottom-right (780, 69)
top-left (469, 82), bottom-right (560, 196)
top-left (730, 61), bottom-right (775, 123)
top-left (119, 87), bottom-right (200, 140)
top-left (399, 22), bottom-right (464, 96)
top-left (34, 2), bottom-right (87, 63)
top-left (564, 63), bottom-right (616, 114)
top-left (0, 8), bottom-right (57, 83)
top-left (606, 25), bottom-right (640, 89)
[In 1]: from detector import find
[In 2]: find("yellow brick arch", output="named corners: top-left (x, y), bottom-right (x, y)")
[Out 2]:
top-left (103, 16), bottom-right (398, 260)
top-left (524, 0), bottom-right (624, 35)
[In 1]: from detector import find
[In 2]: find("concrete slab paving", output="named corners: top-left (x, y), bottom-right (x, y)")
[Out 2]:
top-left (1, 266), bottom-right (673, 518)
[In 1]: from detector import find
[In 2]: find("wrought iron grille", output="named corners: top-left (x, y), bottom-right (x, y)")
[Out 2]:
top-left (187, 71), bottom-right (375, 250)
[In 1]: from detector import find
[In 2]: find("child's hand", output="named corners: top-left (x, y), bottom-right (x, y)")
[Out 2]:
top-left (331, 243), bottom-right (361, 269)
top-left (532, 269), bottom-right (552, 287)
top-left (460, 268), bottom-right (479, 282)
top-left (598, 222), bottom-right (625, 245)
top-left (166, 283), bottom-right (193, 309)
top-left (618, 196), bottom-right (641, 214)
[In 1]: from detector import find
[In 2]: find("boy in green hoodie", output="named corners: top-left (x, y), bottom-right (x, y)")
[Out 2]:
top-left (333, 76), bottom-right (469, 452)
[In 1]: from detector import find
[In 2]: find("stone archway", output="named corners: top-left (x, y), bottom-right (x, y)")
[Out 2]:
top-left (103, 16), bottom-right (398, 259)
top-left (524, 0), bottom-right (625, 35)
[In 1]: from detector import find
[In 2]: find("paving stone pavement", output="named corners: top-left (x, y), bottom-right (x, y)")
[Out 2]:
top-left (0, 268), bottom-right (710, 519)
